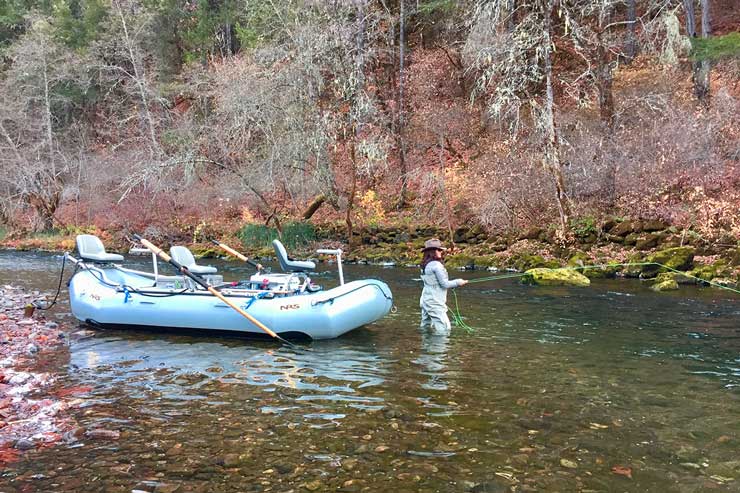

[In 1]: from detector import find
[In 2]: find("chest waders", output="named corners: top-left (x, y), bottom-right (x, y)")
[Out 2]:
top-left (420, 272), bottom-right (452, 335)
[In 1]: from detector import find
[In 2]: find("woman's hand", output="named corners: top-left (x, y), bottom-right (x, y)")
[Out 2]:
top-left (458, 279), bottom-right (469, 286)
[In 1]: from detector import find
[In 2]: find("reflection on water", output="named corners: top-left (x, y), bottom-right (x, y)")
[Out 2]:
top-left (71, 335), bottom-right (391, 416)
top-left (413, 331), bottom-right (451, 391)
top-left (2, 250), bottom-right (740, 492)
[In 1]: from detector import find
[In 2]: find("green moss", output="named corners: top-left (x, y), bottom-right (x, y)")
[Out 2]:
top-left (446, 254), bottom-right (475, 270)
top-left (522, 268), bottom-right (591, 287)
top-left (641, 247), bottom-right (695, 278)
top-left (687, 261), bottom-right (729, 282)
top-left (652, 279), bottom-right (679, 292)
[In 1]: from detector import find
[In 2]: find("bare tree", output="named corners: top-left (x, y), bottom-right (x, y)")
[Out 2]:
top-left (0, 17), bottom-right (88, 231)
top-left (693, 0), bottom-right (711, 104)
top-left (465, 0), bottom-right (572, 231)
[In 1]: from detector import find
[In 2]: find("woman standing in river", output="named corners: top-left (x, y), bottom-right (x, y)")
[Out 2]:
top-left (419, 238), bottom-right (468, 335)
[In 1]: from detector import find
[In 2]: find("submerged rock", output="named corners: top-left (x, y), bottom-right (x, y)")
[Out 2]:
top-left (522, 268), bottom-right (590, 287)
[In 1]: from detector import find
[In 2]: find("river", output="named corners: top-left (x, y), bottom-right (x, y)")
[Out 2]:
top-left (0, 250), bottom-right (738, 492)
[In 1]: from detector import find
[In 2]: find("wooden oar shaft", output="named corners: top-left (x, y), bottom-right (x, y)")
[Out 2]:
top-left (211, 239), bottom-right (260, 269)
top-left (134, 235), bottom-right (283, 343)
top-left (215, 241), bottom-right (248, 262)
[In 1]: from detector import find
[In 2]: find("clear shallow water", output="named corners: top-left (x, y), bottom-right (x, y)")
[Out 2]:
top-left (1, 250), bottom-right (739, 492)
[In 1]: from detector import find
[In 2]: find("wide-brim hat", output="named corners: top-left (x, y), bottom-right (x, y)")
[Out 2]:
top-left (422, 238), bottom-right (447, 251)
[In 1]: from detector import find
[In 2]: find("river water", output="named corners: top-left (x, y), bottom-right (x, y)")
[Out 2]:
top-left (1, 250), bottom-right (738, 492)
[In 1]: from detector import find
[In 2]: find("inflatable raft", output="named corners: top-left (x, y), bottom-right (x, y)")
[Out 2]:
top-left (66, 235), bottom-right (393, 340)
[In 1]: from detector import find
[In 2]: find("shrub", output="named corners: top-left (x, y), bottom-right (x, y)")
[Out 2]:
top-left (237, 221), bottom-right (316, 250)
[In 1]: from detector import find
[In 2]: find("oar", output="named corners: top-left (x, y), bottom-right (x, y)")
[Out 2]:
top-left (133, 234), bottom-right (295, 348)
top-left (211, 239), bottom-right (262, 271)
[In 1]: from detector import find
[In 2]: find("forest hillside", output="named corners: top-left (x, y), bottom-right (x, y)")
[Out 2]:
top-left (0, 0), bottom-right (738, 272)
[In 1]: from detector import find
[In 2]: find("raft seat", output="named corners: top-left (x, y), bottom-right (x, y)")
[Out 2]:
top-left (169, 246), bottom-right (217, 275)
top-left (273, 240), bottom-right (316, 272)
top-left (76, 234), bottom-right (124, 263)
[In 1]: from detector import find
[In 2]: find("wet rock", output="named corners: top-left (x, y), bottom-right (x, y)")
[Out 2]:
top-left (470, 478), bottom-right (510, 492)
top-left (274, 461), bottom-right (293, 474)
top-left (652, 278), bottom-right (679, 292)
top-left (15, 437), bottom-right (35, 450)
top-left (303, 479), bottom-right (322, 491)
top-left (560, 458), bottom-right (578, 468)
top-left (522, 268), bottom-right (590, 287)
top-left (86, 428), bottom-right (120, 440)
top-left (641, 247), bottom-right (695, 278)
top-left (154, 484), bottom-right (181, 493)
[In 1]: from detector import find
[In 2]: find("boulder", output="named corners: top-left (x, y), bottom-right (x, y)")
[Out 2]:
top-left (623, 232), bottom-right (639, 246)
top-left (609, 221), bottom-right (634, 237)
top-left (518, 227), bottom-right (544, 241)
top-left (635, 233), bottom-right (661, 250)
top-left (641, 219), bottom-right (669, 232)
top-left (641, 246), bottom-right (695, 278)
top-left (686, 261), bottom-right (729, 283)
top-left (522, 268), bottom-right (591, 287)
top-left (651, 278), bottom-right (679, 292)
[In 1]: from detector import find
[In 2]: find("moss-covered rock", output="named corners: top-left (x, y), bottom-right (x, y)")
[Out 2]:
top-left (686, 261), bottom-right (729, 283)
top-left (508, 253), bottom-right (560, 272)
top-left (622, 253), bottom-right (644, 278)
top-left (651, 276), bottom-right (679, 291)
top-left (522, 268), bottom-right (591, 287)
top-left (567, 252), bottom-right (590, 268)
top-left (641, 247), bottom-right (695, 278)
top-left (564, 252), bottom-right (616, 278)
top-left (635, 233), bottom-right (661, 250)
top-left (609, 220), bottom-right (634, 237)
top-left (446, 254), bottom-right (475, 270)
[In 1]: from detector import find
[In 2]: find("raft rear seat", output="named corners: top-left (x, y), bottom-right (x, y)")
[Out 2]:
top-left (76, 234), bottom-right (124, 263)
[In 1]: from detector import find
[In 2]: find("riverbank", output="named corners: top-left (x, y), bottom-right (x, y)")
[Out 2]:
top-left (0, 286), bottom-right (88, 466)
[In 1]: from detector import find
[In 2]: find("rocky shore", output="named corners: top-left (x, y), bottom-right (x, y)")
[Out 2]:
top-left (0, 286), bottom-right (82, 466)
top-left (229, 220), bottom-right (740, 291)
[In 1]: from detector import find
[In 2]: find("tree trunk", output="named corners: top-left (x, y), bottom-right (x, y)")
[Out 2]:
top-left (346, 142), bottom-right (358, 250)
top-left (595, 31), bottom-right (615, 129)
top-left (683, 0), bottom-right (696, 37)
top-left (114, 0), bottom-right (160, 157)
top-left (542, 0), bottom-right (570, 232)
top-left (396, 0), bottom-right (409, 209)
top-left (507, 0), bottom-right (517, 31)
top-left (692, 0), bottom-right (711, 105)
top-left (625, 0), bottom-right (638, 63)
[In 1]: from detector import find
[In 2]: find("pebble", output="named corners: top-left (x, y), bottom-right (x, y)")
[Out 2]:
top-left (15, 438), bottom-right (35, 450)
